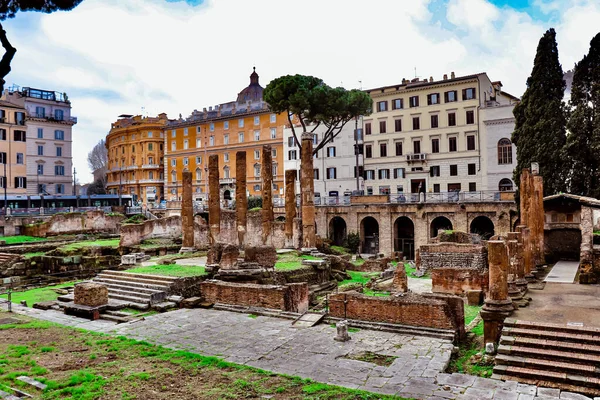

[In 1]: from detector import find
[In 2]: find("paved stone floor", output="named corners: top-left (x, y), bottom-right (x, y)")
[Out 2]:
top-left (1, 303), bottom-right (597, 400)
top-left (544, 261), bottom-right (579, 283)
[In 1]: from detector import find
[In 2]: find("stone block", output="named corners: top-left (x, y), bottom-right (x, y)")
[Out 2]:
top-left (392, 265), bottom-right (408, 293)
top-left (74, 282), bottom-right (108, 307)
top-left (121, 254), bottom-right (137, 265)
top-left (33, 301), bottom-right (57, 310)
top-left (466, 290), bottom-right (483, 306)
top-left (334, 320), bottom-right (351, 342)
top-left (181, 296), bottom-right (203, 308)
top-left (219, 244), bottom-right (240, 270)
top-left (244, 245), bottom-right (277, 268)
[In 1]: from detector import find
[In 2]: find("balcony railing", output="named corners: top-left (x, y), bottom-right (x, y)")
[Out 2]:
top-left (406, 153), bottom-right (427, 162)
top-left (219, 178), bottom-right (235, 185)
top-left (141, 164), bottom-right (160, 169)
top-left (138, 179), bottom-right (162, 184)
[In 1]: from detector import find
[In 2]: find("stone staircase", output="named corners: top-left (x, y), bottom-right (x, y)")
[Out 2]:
top-left (93, 270), bottom-right (178, 309)
top-left (493, 318), bottom-right (600, 397)
top-left (0, 252), bottom-right (22, 267)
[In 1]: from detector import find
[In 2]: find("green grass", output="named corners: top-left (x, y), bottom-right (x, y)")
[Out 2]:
top-left (126, 264), bottom-right (206, 277)
top-left (449, 341), bottom-right (493, 378)
top-left (404, 262), bottom-right (429, 279)
top-left (23, 252), bottom-right (45, 258)
top-left (362, 288), bottom-right (391, 297)
top-left (249, 207), bottom-right (261, 212)
top-left (274, 253), bottom-right (320, 271)
top-left (0, 281), bottom-right (77, 307)
top-left (352, 258), bottom-right (365, 266)
top-left (330, 245), bottom-right (350, 255)
top-left (59, 239), bottom-right (120, 251)
top-left (338, 271), bottom-right (380, 286)
top-left (472, 320), bottom-right (484, 336)
top-left (0, 235), bottom-right (47, 245)
top-left (464, 305), bottom-right (482, 325)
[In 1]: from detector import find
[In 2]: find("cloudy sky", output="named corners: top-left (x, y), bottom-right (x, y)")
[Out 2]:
top-left (3, 0), bottom-right (599, 183)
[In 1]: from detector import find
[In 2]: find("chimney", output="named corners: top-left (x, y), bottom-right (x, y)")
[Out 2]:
top-left (429, 76), bottom-right (433, 82)
top-left (209, 106), bottom-right (212, 111)
top-left (402, 78), bottom-right (406, 84)
top-left (217, 105), bottom-right (222, 117)
top-left (451, 72), bottom-right (455, 79)
top-left (443, 74), bottom-right (448, 80)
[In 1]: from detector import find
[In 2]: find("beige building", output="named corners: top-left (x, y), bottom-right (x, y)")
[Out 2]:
top-left (0, 91), bottom-right (28, 195)
top-left (362, 72), bottom-right (519, 199)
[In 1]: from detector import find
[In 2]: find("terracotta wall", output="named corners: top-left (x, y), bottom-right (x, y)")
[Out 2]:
top-left (22, 211), bottom-right (123, 237)
top-left (431, 268), bottom-right (488, 295)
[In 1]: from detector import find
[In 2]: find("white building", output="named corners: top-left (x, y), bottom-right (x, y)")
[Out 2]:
top-left (284, 121), bottom-right (364, 201)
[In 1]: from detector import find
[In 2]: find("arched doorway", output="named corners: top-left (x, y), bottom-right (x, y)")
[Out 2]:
top-left (223, 190), bottom-right (232, 201)
top-left (470, 216), bottom-right (495, 240)
top-left (329, 216), bottom-right (347, 247)
top-left (394, 216), bottom-right (415, 259)
top-left (430, 216), bottom-right (453, 238)
top-left (499, 178), bottom-right (513, 192)
top-left (360, 217), bottom-right (379, 254)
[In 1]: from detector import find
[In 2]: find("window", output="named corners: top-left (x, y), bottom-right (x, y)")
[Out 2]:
top-left (210, 123), bottom-right (215, 131)
top-left (183, 140), bottom-right (189, 150)
top-left (0, 129), bottom-right (5, 140)
top-left (432, 138), bottom-right (439, 153)
top-left (184, 128), bottom-right (188, 136)
top-left (467, 135), bottom-right (476, 150)
top-left (238, 133), bottom-right (244, 143)
top-left (254, 150), bottom-right (260, 160)
top-left (55, 165), bottom-right (65, 176)
top-left (365, 122), bottom-right (372, 135)
top-left (379, 120), bottom-right (386, 133)
top-left (270, 114), bottom-right (276, 123)
top-left (14, 131), bottom-right (26, 142)
top-left (38, 183), bottom-right (45, 193)
top-left (16, 153), bottom-right (23, 164)
top-left (148, 131), bottom-right (153, 138)
top-left (326, 167), bottom-right (337, 179)
top-left (254, 164), bottom-right (261, 177)
top-left (223, 167), bottom-right (230, 178)
top-left (378, 169), bottom-right (390, 179)
top-left (393, 168), bottom-right (405, 179)
top-left (463, 88), bottom-right (476, 100)
top-left (56, 147), bottom-right (62, 157)
top-left (444, 90), bottom-right (457, 103)
top-left (171, 159), bottom-right (176, 167)
top-left (499, 178), bottom-right (513, 191)
top-left (365, 144), bottom-right (372, 158)
top-left (254, 184), bottom-right (261, 191)
top-left (37, 164), bottom-right (43, 175)
top-left (450, 165), bottom-right (458, 176)
top-left (238, 119), bottom-right (244, 128)
top-left (413, 140), bottom-right (421, 154)
top-left (222, 134), bottom-right (229, 145)
top-left (272, 149), bottom-right (277, 157)
top-left (430, 166), bottom-right (440, 177)
top-left (55, 109), bottom-right (64, 120)
top-left (288, 150), bottom-right (297, 160)
top-left (466, 110), bottom-right (475, 124)
top-left (468, 163), bottom-right (476, 175)
top-left (449, 137), bottom-right (457, 152)
top-left (427, 93), bottom-right (440, 105)
top-left (254, 130), bottom-right (260, 141)
top-left (183, 157), bottom-right (189, 166)
top-left (148, 156), bottom-right (153, 164)
top-left (431, 115), bottom-right (438, 128)
top-left (433, 184), bottom-right (440, 192)
top-left (35, 106), bottom-right (45, 117)
top-left (254, 116), bottom-right (260, 125)
top-left (196, 138), bottom-right (202, 148)
top-left (149, 171), bottom-right (154, 179)
top-left (395, 142), bottom-right (403, 156)
top-left (270, 128), bottom-right (276, 139)
top-left (379, 142), bottom-right (387, 157)
top-left (195, 169), bottom-right (202, 181)
top-left (365, 170), bottom-right (375, 180)
top-left (394, 119), bottom-right (402, 132)
top-left (56, 183), bottom-right (64, 194)
top-left (367, 186), bottom-right (373, 195)
top-left (313, 169), bottom-right (319, 179)
top-left (272, 164), bottom-right (278, 177)
top-left (412, 117), bottom-right (420, 130)
top-left (377, 101), bottom-right (388, 112)
top-left (327, 147), bottom-right (336, 157)
top-left (171, 171), bottom-right (176, 182)
top-left (37, 128), bottom-right (43, 139)
top-left (196, 156), bottom-right (202, 164)
top-left (498, 138), bottom-right (513, 164)
top-left (171, 130), bottom-right (176, 138)
top-left (15, 112), bottom-right (25, 125)
top-left (171, 141), bottom-right (176, 151)
top-left (210, 136), bottom-right (215, 146)
top-left (469, 182), bottom-right (476, 192)
top-left (448, 113), bottom-right (456, 126)
top-left (288, 136), bottom-right (296, 147)
top-left (37, 145), bottom-right (44, 156)
top-left (392, 98), bottom-right (403, 110)
top-left (409, 96), bottom-right (419, 107)
top-left (148, 143), bottom-right (153, 151)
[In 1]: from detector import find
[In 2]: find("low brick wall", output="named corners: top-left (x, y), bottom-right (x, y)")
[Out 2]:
top-left (328, 292), bottom-right (464, 334)
top-left (431, 268), bottom-right (488, 295)
top-left (23, 211), bottom-right (123, 237)
top-left (419, 243), bottom-right (487, 273)
top-left (201, 280), bottom-right (308, 313)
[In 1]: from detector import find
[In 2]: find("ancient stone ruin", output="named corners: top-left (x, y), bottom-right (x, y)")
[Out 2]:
top-left (235, 151), bottom-right (248, 247)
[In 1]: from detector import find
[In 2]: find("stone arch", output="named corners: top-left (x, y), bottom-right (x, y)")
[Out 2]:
top-left (470, 216), bottom-right (495, 240)
top-left (394, 216), bottom-right (415, 259)
top-left (430, 216), bottom-right (453, 238)
top-left (223, 189), bottom-right (232, 201)
top-left (329, 216), bottom-right (347, 247)
top-left (499, 178), bottom-right (513, 191)
top-left (360, 216), bottom-right (379, 254)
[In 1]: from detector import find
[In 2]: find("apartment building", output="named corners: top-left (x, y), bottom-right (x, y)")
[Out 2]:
top-left (106, 114), bottom-right (168, 204)
top-left (0, 92), bottom-right (27, 195)
top-left (164, 69), bottom-right (287, 201)
top-left (283, 120), bottom-right (364, 199)
top-left (362, 72), bottom-right (518, 197)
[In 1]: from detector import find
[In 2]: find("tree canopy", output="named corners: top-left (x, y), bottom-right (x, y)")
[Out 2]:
top-left (264, 74), bottom-right (371, 155)
top-left (0, 0), bottom-right (83, 20)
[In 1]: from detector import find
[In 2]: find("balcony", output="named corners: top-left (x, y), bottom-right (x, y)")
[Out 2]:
top-left (138, 179), bottom-right (163, 184)
top-left (142, 164), bottom-right (160, 169)
top-left (406, 153), bottom-right (427, 163)
top-left (219, 178), bottom-right (235, 185)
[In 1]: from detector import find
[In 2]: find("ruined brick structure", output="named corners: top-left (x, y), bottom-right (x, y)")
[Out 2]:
top-left (208, 154), bottom-right (220, 243)
top-left (181, 171), bottom-right (194, 251)
top-left (261, 145), bottom-right (274, 244)
top-left (235, 151), bottom-right (247, 247)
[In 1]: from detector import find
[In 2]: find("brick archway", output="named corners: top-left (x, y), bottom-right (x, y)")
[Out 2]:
top-left (430, 216), bottom-right (453, 238)
top-left (329, 216), bottom-right (347, 247)
top-left (470, 215), bottom-right (495, 240)
top-left (360, 216), bottom-right (379, 254)
top-left (393, 216), bottom-right (415, 259)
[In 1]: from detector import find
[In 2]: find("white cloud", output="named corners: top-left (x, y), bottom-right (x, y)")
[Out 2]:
top-left (2, 0), bottom-right (598, 182)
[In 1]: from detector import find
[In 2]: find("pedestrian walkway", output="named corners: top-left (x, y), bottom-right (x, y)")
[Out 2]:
top-left (544, 260), bottom-right (579, 283)
top-left (1, 303), bottom-right (597, 400)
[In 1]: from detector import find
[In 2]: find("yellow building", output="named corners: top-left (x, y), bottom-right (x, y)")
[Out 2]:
top-left (106, 114), bottom-right (168, 204)
top-left (0, 93), bottom-right (28, 195)
top-left (164, 69), bottom-right (286, 201)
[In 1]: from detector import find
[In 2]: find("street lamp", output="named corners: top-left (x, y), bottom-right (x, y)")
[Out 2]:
top-left (118, 165), bottom-right (122, 206)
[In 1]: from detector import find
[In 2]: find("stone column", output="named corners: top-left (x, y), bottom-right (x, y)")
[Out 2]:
top-left (505, 233), bottom-right (523, 303)
top-left (300, 132), bottom-right (316, 249)
top-left (284, 170), bottom-right (297, 248)
top-left (235, 151), bottom-right (247, 247)
top-left (481, 240), bottom-right (514, 346)
top-left (521, 227), bottom-right (535, 281)
top-left (208, 154), bottom-right (220, 244)
top-left (180, 171), bottom-right (194, 252)
top-left (519, 168), bottom-right (531, 229)
top-left (261, 145), bottom-right (274, 244)
top-left (514, 226), bottom-right (528, 292)
top-left (531, 174), bottom-right (545, 267)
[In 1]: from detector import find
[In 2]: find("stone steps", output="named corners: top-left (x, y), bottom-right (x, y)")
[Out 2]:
top-left (92, 280), bottom-right (168, 295)
top-left (98, 270), bottom-right (178, 284)
top-left (500, 336), bottom-right (600, 357)
top-left (93, 277), bottom-right (171, 292)
top-left (502, 326), bottom-right (600, 346)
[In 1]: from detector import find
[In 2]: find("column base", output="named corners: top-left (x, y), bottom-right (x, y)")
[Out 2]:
top-left (179, 247), bottom-right (195, 254)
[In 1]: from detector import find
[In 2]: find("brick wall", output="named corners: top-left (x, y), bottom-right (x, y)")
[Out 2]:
top-left (419, 243), bottom-right (487, 273)
top-left (22, 211), bottom-right (123, 237)
top-left (431, 268), bottom-right (488, 295)
top-left (201, 280), bottom-right (308, 313)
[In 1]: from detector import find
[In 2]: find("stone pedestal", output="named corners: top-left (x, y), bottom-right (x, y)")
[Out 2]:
top-left (334, 320), bottom-right (351, 342)
top-left (481, 241), bottom-right (513, 345)
top-left (284, 170), bottom-right (297, 248)
top-left (261, 145), bottom-right (274, 244)
top-left (514, 226), bottom-right (529, 293)
top-left (505, 236), bottom-right (521, 300)
top-left (392, 264), bottom-right (408, 293)
top-left (235, 151), bottom-right (247, 247)
top-left (300, 132), bottom-right (316, 248)
top-left (74, 282), bottom-right (108, 307)
top-left (220, 244), bottom-right (240, 270)
top-left (208, 155), bottom-right (220, 244)
top-left (181, 171), bottom-right (194, 252)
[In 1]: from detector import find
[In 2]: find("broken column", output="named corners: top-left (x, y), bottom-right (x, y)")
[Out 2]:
top-left (392, 264), bottom-right (408, 293)
top-left (180, 171), bottom-right (194, 252)
top-left (519, 168), bottom-right (531, 230)
top-left (208, 154), bottom-right (220, 244)
top-left (236, 151), bottom-right (247, 247)
top-left (284, 170), bottom-right (297, 248)
top-left (505, 233), bottom-right (524, 304)
top-left (300, 132), bottom-right (316, 249)
top-left (261, 145), bottom-right (274, 244)
top-left (334, 320), bottom-right (351, 342)
top-left (531, 174), bottom-right (545, 268)
top-left (481, 240), bottom-right (514, 346)
top-left (515, 226), bottom-right (528, 292)
top-left (521, 227), bottom-right (535, 281)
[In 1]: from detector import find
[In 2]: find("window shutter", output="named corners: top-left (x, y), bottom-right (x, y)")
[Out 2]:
top-left (462, 89), bottom-right (466, 100)
top-left (23, 177), bottom-right (26, 189)
top-left (430, 167), bottom-right (434, 177)
top-left (427, 95), bottom-right (431, 105)
top-left (14, 177), bottom-right (17, 187)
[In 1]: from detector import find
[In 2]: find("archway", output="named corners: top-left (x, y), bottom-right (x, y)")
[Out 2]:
top-left (430, 216), bottom-right (453, 238)
top-left (360, 217), bottom-right (379, 254)
top-left (470, 216), bottom-right (495, 240)
top-left (223, 190), bottom-right (232, 200)
top-left (394, 216), bottom-right (415, 259)
top-left (499, 178), bottom-right (513, 192)
top-left (329, 216), bottom-right (347, 247)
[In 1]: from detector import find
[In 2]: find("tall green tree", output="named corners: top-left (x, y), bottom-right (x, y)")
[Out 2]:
top-left (512, 28), bottom-right (567, 196)
top-left (564, 32), bottom-right (600, 197)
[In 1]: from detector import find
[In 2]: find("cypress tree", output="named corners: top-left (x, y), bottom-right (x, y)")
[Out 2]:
top-left (512, 28), bottom-right (567, 196)
top-left (565, 32), bottom-right (600, 197)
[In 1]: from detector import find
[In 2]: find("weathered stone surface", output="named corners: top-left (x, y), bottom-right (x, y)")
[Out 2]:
top-left (351, 257), bottom-right (390, 272)
top-left (392, 265), bottom-right (408, 293)
top-left (208, 154), bottom-right (220, 243)
top-left (466, 290), bottom-right (483, 306)
top-left (33, 301), bottom-right (58, 310)
top-left (220, 244), bottom-right (240, 270)
top-left (74, 282), bottom-right (108, 307)
top-left (300, 132), bottom-right (316, 248)
top-left (181, 171), bottom-right (194, 249)
top-left (436, 231), bottom-right (473, 244)
top-left (244, 245), bottom-right (277, 268)
top-left (180, 296), bottom-right (203, 308)
top-left (261, 145), bottom-right (274, 244)
top-left (235, 151), bottom-right (247, 247)
top-left (334, 320), bottom-right (351, 342)
top-left (284, 169), bottom-right (297, 246)
top-left (532, 175), bottom-right (545, 266)
top-left (207, 243), bottom-right (224, 265)
top-left (419, 244), bottom-right (488, 273)
top-left (121, 254), bottom-right (137, 265)
top-left (17, 376), bottom-right (47, 390)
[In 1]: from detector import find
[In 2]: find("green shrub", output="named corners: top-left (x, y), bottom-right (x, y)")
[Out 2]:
top-left (247, 196), bottom-right (262, 210)
top-left (344, 232), bottom-right (360, 253)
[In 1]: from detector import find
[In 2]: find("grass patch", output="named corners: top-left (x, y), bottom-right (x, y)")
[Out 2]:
top-left (248, 207), bottom-right (261, 212)
top-left (472, 320), bottom-right (484, 336)
top-left (330, 245), bottom-right (350, 255)
top-left (0, 235), bottom-right (47, 245)
top-left (126, 264), bottom-right (206, 277)
top-left (448, 341), bottom-right (493, 378)
top-left (23, 251), bottom-right (45, 258)
top-left (464, 305), bottom-right (482, 325)
top-left (352, 258), bottom-right (365, 267)
top-left (59, 239), bottom-right (120, 251)
top-left (405, 262), bottom-right (429, 279)
top-left (274, 252), bottom-right (320, 271)
top-left (338, 271), bottom-right (379, 286)
top-left (0, 281), bottom-right (77, 307)
top-left (362, 288), bottom-right (391, 297)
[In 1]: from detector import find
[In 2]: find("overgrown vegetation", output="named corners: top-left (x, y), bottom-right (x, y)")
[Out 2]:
top-left (59, 239), bottom-right (120, 251)
top-left (247, 196), bottom-right (262, 210)
top-left (338, 271), bottom-right (380, 286)
top-left (344, 232), bottom-right (360, 254)
top-left (0, 281), bottom-right (77, 306)
top-left (0, 235), bottom-right (47, 245)
top-left (122, 214), bottom-right (147, 225)
top-left (23, 252), bottom-right (45, 258)
top-left (274, 252), bottom-right (320, 271)
top-left (464, 305), bottom-right (482, 326)
top-left (448, 341), bottom-right (493, 378)
top-left (404, 262), bottom-right (429, 279)
top-left (127, 264), bottom-right (207, 277)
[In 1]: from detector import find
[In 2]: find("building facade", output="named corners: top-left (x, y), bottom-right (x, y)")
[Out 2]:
top-left (0, 92), bottom-right (27, 196)
top-left (164, 69), bottom-right (287, 202)
top-left (106, 114), bottom-right (168, 204)
top-left (362, 72), bottom-right (518, 197)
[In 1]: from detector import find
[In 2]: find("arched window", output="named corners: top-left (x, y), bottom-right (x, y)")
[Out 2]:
top-left (499, 178), bottom-right (513, 191)
top-left (195, 168), bottom-right (202, 181)
top-left (223, 166), bottom-right (230, 179)
top-left (171, 171), bottom-right (176, 182)
top-left (498, 138), bottom-right (513, 165)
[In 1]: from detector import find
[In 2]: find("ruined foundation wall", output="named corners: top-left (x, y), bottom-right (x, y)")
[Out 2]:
top-left (431, 268), bottom-right (489, 295)
top-left (23, 211), bottom-right (123, 237)
top-left (419, 244), bottom-right (488, 272)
